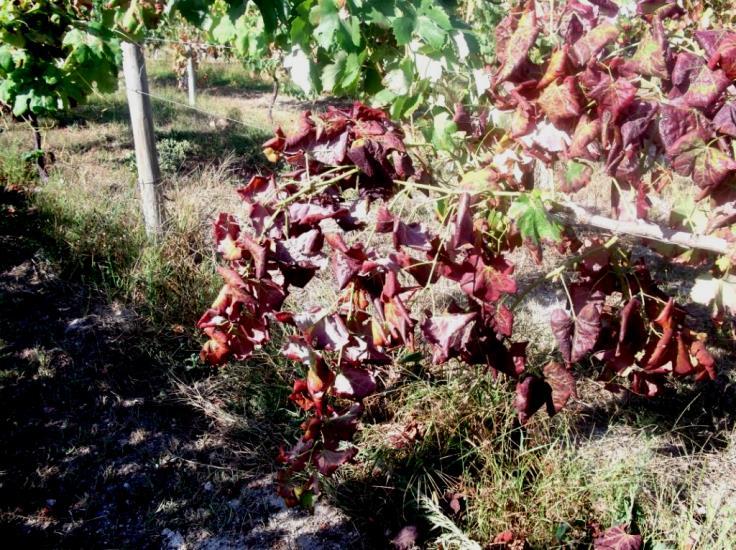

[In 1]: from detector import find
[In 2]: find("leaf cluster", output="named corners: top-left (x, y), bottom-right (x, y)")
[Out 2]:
top-left (0, 1), bottom-right (120, 118)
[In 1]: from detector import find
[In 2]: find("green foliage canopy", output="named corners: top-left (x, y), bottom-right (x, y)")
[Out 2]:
top-left (0, 1), bottom-right (120, 118)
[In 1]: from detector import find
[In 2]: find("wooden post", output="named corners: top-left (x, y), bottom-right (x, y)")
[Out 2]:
top-left (122, 41), bottom-right (165, 238)
top-left (187, 53), bottom-right (196, 107)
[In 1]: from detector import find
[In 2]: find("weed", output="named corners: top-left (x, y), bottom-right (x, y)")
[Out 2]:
top-left (125, 137), bottom-right (194, 175)
top-left (0, 138), bottom-right (35, 187)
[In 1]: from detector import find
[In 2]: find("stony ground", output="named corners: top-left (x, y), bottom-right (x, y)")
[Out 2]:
top-left (0, 187), bottom-right (365, 548)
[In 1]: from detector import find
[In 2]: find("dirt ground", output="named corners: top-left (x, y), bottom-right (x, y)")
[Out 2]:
top-left (0, 187), bottom-right (366, 548)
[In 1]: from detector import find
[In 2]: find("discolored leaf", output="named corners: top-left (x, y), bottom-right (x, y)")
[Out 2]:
top-left (537, 76), bottom-right (582, 124)
top-left (307, 356), bottom-right (335, 404)
top-left (452, 192), bottom-right (475, 251)
top-left (334, 366), bottom-right (377, 400)
top-left (543, 361), bottom-right (576, 414)
top-left (695, 29), bottom-right (736, 80)
top-left (420, 311), bottom-right (476, 363)
top-left (496, 9), bottom-right (540, 83)
top-left (593, 524), bottom-right (642, 550)
top-left (571, 302), bottom-right (601, 362)
top-left (295, 310), bottom-right (350, 351)
top-left (670, 131), bottom-right (736, 195)
top-left (325, 234), bottom-right (368, 290)
top-left (515, 375), bottom-right (550, 424)
top-left (713, 103), bottom-right (736, 138)
top-left (288, 201), bottom-right (348, 227)
top-left (671, 52), bottom-right (702, 93)
top-left (621, 101), bottom-right (658, 148)
top-left (657, 104), bottom-right (698, 153)
top-left (508, 193), bottom-right (563, 244)
top-left (537, 46), bottom-right (570, 89)
top-left (493, 304), bottom-right (514, 337)
top-left (628, 27), bottom-right (668, 79)
top-left (315, 448), bottom-right (358, 476)
top-left (551, 308), bottom-right (574, 363)
top-left (682, 64), bottom-right (730, 110)
top-left (567, 115), bottom-right (602, 159)
top-left (213, 213), bottom-right (242, 261)
top-left (570, 23), bottom-right (619, 67)
top-left (200, 339), bottom-right (230, 365)
top-left (586, 75), bottom-right (637, 123)
top-left (560, 160), bottom-right (593, 192)
top-left (689, 339), bottom-right (716, 381)
top-left (452, 103), bottom-right (472, 134)
top-left (393, 220), bottom-right (433, 251)
top-left (453, 252), bottom-right (517, 303)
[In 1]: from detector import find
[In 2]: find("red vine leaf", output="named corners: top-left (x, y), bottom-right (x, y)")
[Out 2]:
top-left (572, 302), bottom-right (602, 362)
top-left (200, 339), bottom-right (230, 365)
top-left (315, 448), bottom-right (358, 476)
top-left (671, 52), bottom-right (702, 93)
top-left (682, 64), bottom-right (730, 110)
top-left (657, 104), bottom-right (698, 153)
top-left (213, 213), bottom-right (243, 261)
top-left (670, 131), bottom-right (736, 196)
top-left (695, 29), bottom-right (736, 80)
top-left (538, 76), bottom-right (583, 124)
top-left (393, 220), bottom-right (433, 251)
top-left (627, 25), bottom-right (668, 79)
top-left (333, 366), bottom-right (377, 400)
top-left (588, 77), bottom-right (637, 123)
top-left (567, 115), bottom-right (602, 159)
top-left (495, 8), bottom-right (540, 83)
top-left (493, 304), bottom-right (514, 337)
top-left (515, 375), bottom-right (550, 424)
top-left (621, 101), bottom-right (658, 148)
top-left (551, 308), bottom-right (574, 363)
top-left (570, 23), bottom-right (619, 67)
top-left (689, 338), bottom-right (716, 382)
top-left (593, 524), bottom-right (642, 550)
top-left (537, 46), bottom-right (570, 89)
top-left (713, 103), bottom-right (736, 138)
top-left (451, 192), bottom-right (475, 251)
top-left (420, 311), bottom-right (477, 363)
top-left (543, 361), bottom-right (577, 414)
top-left (451, 252), bottom-right (517, 303)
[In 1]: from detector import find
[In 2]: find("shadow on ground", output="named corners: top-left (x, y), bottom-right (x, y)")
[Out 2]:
top-left (0, 186), bottom-right (365, 549)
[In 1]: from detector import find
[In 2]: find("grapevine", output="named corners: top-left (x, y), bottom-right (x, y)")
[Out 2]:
top-left (198, 0), bottom-right (736, 509)
top-left (0, 1), bottom-right (120, 176)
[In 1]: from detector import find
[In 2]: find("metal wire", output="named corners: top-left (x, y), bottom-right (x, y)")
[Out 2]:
top-left (128, 87), bottom-right (273, 132)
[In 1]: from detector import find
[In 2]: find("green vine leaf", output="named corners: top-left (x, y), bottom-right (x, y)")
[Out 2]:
top-left (508, 193), bottom-right (562, 244)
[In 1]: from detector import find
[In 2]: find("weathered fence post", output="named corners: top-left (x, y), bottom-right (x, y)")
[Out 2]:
top-left (187, 53), bottom-right (196, 107)
top-left (122, 41), bottom-right (165, 239)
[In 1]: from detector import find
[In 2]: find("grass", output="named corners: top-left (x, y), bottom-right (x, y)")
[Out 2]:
top-left (145, 53), bottom-right (304, 98)
top-left (147, 56), bottom-right (272, 93)
top-left (330, 365), bottom-right (736, 548)
top-left (0, 137), bottom-right (220, 329)
top-left (0, 139), bottom-right (36, 187)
